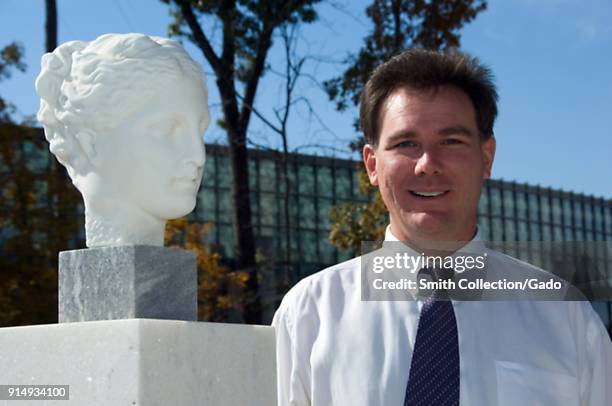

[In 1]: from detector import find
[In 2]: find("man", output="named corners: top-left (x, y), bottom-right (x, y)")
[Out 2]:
top-left (272, 49), bottom-right (611, 405)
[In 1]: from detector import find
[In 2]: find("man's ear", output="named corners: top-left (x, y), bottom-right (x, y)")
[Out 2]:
top-left (74, 130), bottom-right (98, 167)
top-left (481, 136), bottom-right (496, 179)
top-left (363, 143), bottom-right (379, 186)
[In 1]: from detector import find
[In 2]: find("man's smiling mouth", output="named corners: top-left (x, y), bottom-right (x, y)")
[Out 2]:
top-left (409, 190), bottom-right (449, 198)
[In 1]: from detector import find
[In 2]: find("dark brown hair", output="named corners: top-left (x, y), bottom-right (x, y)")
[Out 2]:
top-left (359, 48), bottom-right (498, 146)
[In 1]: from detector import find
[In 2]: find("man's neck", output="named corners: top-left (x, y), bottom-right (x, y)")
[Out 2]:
top-left (388, 223), bottom-right (478, 257)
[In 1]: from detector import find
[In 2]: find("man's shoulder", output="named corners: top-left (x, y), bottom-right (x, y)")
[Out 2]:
top-left (287, 255), bottom-right (362, 296)
top-left (485, 247), bottom-right (562, 279)
top-left (275, 256), bottom-right (362, 316)
top-left (483, 247), bottom-right (587, 300)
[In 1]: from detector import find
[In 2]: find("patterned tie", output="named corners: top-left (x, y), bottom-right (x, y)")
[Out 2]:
top-left (404, 268), bottom-right (460, 406)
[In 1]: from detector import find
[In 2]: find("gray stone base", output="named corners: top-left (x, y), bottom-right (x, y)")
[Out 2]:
top-left (0, 319), bottom-right (276, 405)
top-left (59, 246), bottom-right (196, 322)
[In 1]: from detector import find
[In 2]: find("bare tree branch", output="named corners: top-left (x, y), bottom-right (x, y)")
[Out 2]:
top-left (175, 0), bottom-right (222, 73)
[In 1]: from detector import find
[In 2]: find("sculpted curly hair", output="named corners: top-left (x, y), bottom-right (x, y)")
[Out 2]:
top-left (35, 33), bottom-right (206, 178)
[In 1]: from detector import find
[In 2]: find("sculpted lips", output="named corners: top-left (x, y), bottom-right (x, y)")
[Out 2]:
top-left (174, 172), bottom-right (201, 190)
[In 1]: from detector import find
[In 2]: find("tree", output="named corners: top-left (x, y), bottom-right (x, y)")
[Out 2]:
top-left (42, 0), bottom-right (74, 262)
top-left (329, 169), bottom-right (387, 250)
top-left (162, 0), bottom-right (321, 324)
top-left (234, 23), bottom-right (310, 289)
top-left (0, 43), bottom-right (26, 123)
top-left (0, 19), bottom-right (82, 325)
top-left (0, 40), bottom-right (82, 326)
top-left (325, 0), bottom-right (487, 117)
top-left (0, 44), bottom-right (30, 326)
top-left (45, 0), bottom-right (57, 52)
top-left (326, 0), bottom-right (487, 250)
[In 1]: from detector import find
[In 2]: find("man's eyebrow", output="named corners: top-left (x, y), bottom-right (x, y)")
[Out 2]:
top-left (385, 126), bottom-right (475, 143)
top-left (385, 130), bottom-right (417, 144)
top-left (438, 126), bottom-right (475, 137)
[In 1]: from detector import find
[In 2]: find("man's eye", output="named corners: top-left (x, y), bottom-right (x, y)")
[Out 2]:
top-left (443, 138), bottom-right (463, 145)
top-left (396, 140), bottom-right (417, 148)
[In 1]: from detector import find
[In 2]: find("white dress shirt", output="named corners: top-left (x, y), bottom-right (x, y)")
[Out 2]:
top-left (272, 228), bottom-right (612, 405)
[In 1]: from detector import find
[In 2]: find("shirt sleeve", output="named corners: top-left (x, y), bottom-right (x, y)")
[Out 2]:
top-left (580, 303), bottom-right (612, 405)
top-left (272, 292), bottom-right (311, 406)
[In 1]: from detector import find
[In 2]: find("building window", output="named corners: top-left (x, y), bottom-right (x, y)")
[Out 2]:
top-left (478, 187), bottom-right (489, 216)
top-left (518, 221), bottom-right (529, 241)
top-left (491, 188), bottom-right (502, 216)
top-left (529, 194), bottom-right (540, 222)
top-left (492, 218), bottom-right (503, 241)
top-left (549, 197), bottom-right (561, 225)
top-left (594, 204), bottom-right (604, 233)
top-left (298, 164), bottom-right (315, 195)
top-left (516, 190), bottom-right (527, 220)
top-left (584, 201), bottom-right (594, 231)
top-left (317, 166), bottom-right (333, 198)
top-left (335, 168), bottom-right (352, 199)
top-left (541, 223), bottom-right (551, 241)
top-left (563, 199), bottom-right (573, 229)
top-left (505, 219), bottom-right (516, 241)
top-left (503, 189), bottom-right (514, 218)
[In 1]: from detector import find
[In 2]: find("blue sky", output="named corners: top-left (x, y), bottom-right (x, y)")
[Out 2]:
top-left (1, 0), bottom-right (611, 198)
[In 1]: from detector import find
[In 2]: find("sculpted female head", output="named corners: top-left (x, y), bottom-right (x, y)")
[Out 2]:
top-left (35, 33), bottom-right (210, 247)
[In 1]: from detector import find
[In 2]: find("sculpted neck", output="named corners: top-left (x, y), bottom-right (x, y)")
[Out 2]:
top-left (83, 198), bottom-right (165, 247)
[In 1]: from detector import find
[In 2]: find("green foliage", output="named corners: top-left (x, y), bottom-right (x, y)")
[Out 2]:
top-left (329, 167), bottom-right (388, 250)
top-left (0, 43), bottom-right (27, 123)
top-left (324, 0), bottom-right (487, 113)
top-left (0, 43), bottom-right (26, 80)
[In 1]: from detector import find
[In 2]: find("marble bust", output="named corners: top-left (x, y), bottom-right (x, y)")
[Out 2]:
top-left (35, 33), bottom-right (209, 247)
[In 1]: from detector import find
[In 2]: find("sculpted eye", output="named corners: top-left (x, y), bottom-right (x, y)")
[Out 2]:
top-left (158, 118), bottom-right (181, 137)
top-left (168, 119), bottom-right (180, 135)
top-left (150, 118), bottom-right (180, 137)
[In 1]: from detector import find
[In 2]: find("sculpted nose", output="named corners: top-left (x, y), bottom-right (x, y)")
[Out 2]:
top-left (192, 133), bottom-right (206, 168)
top-left (184, 129), bottom-right (206, 169)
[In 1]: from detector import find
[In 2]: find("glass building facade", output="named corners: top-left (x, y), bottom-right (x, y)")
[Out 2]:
top-left (477, 179), bottom-right (611, 244)
top-left (194, 145), bottom-right (368, 280)
top-left (2, 134), bottom-right (611, 331)
top-left (196, 145), bottom-right (612, 331)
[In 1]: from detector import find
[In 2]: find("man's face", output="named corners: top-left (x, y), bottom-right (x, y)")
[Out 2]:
top-left (363, 85), bottom-right (495, 243)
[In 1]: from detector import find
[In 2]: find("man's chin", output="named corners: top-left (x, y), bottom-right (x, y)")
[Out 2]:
top-left (403, 212), bottom-right (451, 239)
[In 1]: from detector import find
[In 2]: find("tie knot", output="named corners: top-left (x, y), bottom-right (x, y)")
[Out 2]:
top-left (418, 267), bottom-right (454, 282)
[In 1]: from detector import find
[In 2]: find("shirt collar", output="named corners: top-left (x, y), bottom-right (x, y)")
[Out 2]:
top-left (383, 225), bottom-right (486, 257)
top-left (380, 225), bottom-right (487, 301)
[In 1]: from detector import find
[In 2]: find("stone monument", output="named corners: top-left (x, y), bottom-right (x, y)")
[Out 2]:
top-left (0, 34), bottom-right (276, 405)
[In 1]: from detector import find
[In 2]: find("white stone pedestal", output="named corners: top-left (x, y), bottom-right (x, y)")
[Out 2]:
top-left (0, 319), bottom-right (276, 405)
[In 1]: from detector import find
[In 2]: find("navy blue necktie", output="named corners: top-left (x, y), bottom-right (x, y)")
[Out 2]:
top-left (404, 268), bottom-right (460, 406)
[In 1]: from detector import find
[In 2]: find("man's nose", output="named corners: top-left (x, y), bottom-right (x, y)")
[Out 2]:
top-left (414, 149), bottom-right (442, 176)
